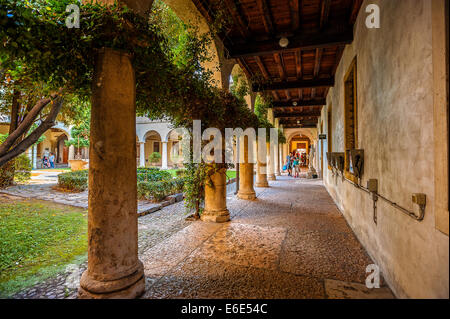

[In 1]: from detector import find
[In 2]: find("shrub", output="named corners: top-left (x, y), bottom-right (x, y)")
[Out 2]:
top-left (175, 169), bottom-right (185, 177)
top-left (148, 152), bottom-right (161, 166)
top-left (137, 167), bottom-right (172, 182)
top-left (58, 170), bottom-right (88, 192)
top-left (137, 176), bottom-right (185, 202)
top-left (14, 154), bottom-right (32, 183)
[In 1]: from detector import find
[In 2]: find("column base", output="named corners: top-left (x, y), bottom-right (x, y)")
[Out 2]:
top-left (237, 191), bottom-right (256, 200)
top-left (255, 181), bottom-right (269, 188)
top-left (78, 262), bottom-right (145, 299)
top-left (268, 174), bottom-right (276, 181)
top-left (201, 209), bottom-right (230, 223)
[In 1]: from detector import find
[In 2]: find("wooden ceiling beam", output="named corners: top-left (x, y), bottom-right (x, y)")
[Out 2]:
top-left (224, 0), bottom-right (251, 39)
top-left (254, 56), bottom-right (270, 79)
top-left (252, 78), bottom-right (334, 92)
top-left (295, 50), bottom-right (302, 79)
top-left (273, 53), bottom-right (286, 81)
top-left (320, 0), bottom-right (331, 29)
top-left (349, 0), bottom-right (364, 24)
top-left (257, 0), bottom-right (275, 35)
top-left (227, 28), bottom-right (353, 58)
top-left (289, 0), bottom-right (301, 31)
top-left (271, 99), bottom-right (326, 107)
top-left (275, 113), bottom-right (321, 119)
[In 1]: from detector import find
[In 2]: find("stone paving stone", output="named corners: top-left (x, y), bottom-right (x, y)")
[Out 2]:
top-left (143, 256), bottom-right (325, 299)
top-left (325, 279), bottom-right (395, 299)
top-left (279, 229), bottom-right (373, 283)
top-left (141, 221), bottom-right (223, 268)
top-left (191, 223), bottom-right (286, 271)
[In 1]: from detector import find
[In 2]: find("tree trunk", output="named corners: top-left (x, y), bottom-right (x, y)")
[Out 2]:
top-left (0, 95), bottom-right (63, 167)
top-left (0, 90), bottom-right (21, 187)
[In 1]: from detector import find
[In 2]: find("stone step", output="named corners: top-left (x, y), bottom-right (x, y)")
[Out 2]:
top-left (137, 203), bottom-right (162, 217)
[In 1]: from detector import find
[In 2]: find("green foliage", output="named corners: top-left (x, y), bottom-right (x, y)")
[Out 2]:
top-left (136, 167), bottom-right (172, 182)
top-left (183, 162), bottom-right (208, 216)
top-left (65, 121), bottom-right (90, 148)
top-left (148, 152), bottom-right (162, 164)
top-left (230, 69), bottom-right (250, 104)
top-left (14, 153), bottom-right (31, 183)
top-left (0, 199), bottom-right (87, 297)
top-left (254, 94), bottom-right (272, 120)
top-left (57, 170), bottom-right (88, 192)
top-left (137, 177), bottom-right (185, 202)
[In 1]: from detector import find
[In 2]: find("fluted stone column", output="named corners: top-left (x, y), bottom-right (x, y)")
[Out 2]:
top-left (78, 48), bottom-right (144, 299)
top-left (267, 142), bottom-right (276, 181)
top-left (201, 166), bottom-right (230, 222)
top-left (255, 142), bottom-right (269, 187)
top-left (161, 141), bottom-right (168, 169)
top-left (139, 142), bottom-right (145, 167)
top-left (237, 136), bottom-right (256, 200)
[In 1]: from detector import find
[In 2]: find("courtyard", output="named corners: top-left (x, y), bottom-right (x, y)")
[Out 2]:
top-left (1, 176), bottom-right (393, 299)
top-left (0, 0), bottom-right (448, 302)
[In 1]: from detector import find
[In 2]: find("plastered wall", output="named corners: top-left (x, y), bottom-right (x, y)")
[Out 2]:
top-left (321, 0), bottom-right (449, 298)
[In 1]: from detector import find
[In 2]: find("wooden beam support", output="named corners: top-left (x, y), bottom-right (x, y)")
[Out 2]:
top-left (224, 0), bottom-right (251, 39)
top-left (257, 0), bottom-right (275, 35)
top-left (252, 77), bottom-right (334, 92)
top-left (254, 56), bottom-right (270, 79)
top-left (227, 28), bottom-right (353, 58)
top-left (273, 53), bottom-right (286, 81)
top-left (349, 0), bottom-right (364, 24)
top-left (289, 0), bottom-right (301, 31)
top-left (271, 99), bottom-right (326, 107)
top-left (275, 113), bottom-right (321, 119)
top-left (320, 0), bottom-right (331, 29)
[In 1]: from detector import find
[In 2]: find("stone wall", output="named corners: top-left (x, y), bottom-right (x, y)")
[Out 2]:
top-left (321, 0), bottom-right (449, 298)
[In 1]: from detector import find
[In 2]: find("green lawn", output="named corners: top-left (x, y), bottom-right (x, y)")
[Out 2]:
top-left (0, 200), bottom-right (88, 297)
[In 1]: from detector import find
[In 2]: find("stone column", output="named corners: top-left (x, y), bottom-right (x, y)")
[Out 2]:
top-left (237, 136), bottom-right (256, 200)
top-left (255, 142), bottom-right (269, 187)
top-left (267, 142), bottom-right (276, 181)
top-left (78, 48), bottom-right (144, 299)
top-left (32, 145), bottom-right (37, 169)
top-left (26, 147), bottom-right (33, 164)
top-left (68, 145), bottom-right (75, 161)
top-left (277, 144), bottom-right (282, 176)
top-left (161, 141), bottom-right (168, 169)
top-left (139, 142), bottom-right (145, 167)
top-left (201, 166), bottom-right (230, 222)
top-left (274, 144), bottom-right (281, 176)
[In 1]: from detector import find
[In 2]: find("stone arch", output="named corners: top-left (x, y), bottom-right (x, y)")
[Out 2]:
top-left (157, 0), bottom-right (233, 89)
top-left (143, 130), bottom-right (162, 167)
top-left (229, 63), bottom-right (257, 111)
top-left (166, 128), bottom-right (184, 167)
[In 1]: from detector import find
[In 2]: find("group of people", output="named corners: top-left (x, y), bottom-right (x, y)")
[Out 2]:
top-left (284, 151), bottom-right (307, 178)
top-left (42, 152), bottom-right (55, 168)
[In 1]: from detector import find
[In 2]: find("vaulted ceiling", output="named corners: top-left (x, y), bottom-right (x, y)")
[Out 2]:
top-left (192, 0), bottom-right (363, 128)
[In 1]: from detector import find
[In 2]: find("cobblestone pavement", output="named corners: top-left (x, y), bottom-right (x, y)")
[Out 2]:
top-left (140, 176), bottom-right (395, 299)
top-left (8, 176), bottom-right (395, 299)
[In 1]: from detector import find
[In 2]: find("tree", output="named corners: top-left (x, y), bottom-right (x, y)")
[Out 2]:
top-left (149, 152), bottom-right (162, 166)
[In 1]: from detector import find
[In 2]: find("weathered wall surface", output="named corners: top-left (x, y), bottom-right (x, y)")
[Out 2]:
top-left (321, 0), bottom-right (449, 298)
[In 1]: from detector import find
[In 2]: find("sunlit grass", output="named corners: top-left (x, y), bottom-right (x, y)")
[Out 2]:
top-left (0, 199), bottom-right (87, 297)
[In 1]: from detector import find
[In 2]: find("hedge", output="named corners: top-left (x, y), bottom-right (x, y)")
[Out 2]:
top-left (137, 167), bottom-right (173, 182)
top-left (57, 170), bottom-right (89, 192)
top-left (137, 177), bottom-right (185, 202)
top-left (58, 168), bottom-right (185, 201)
